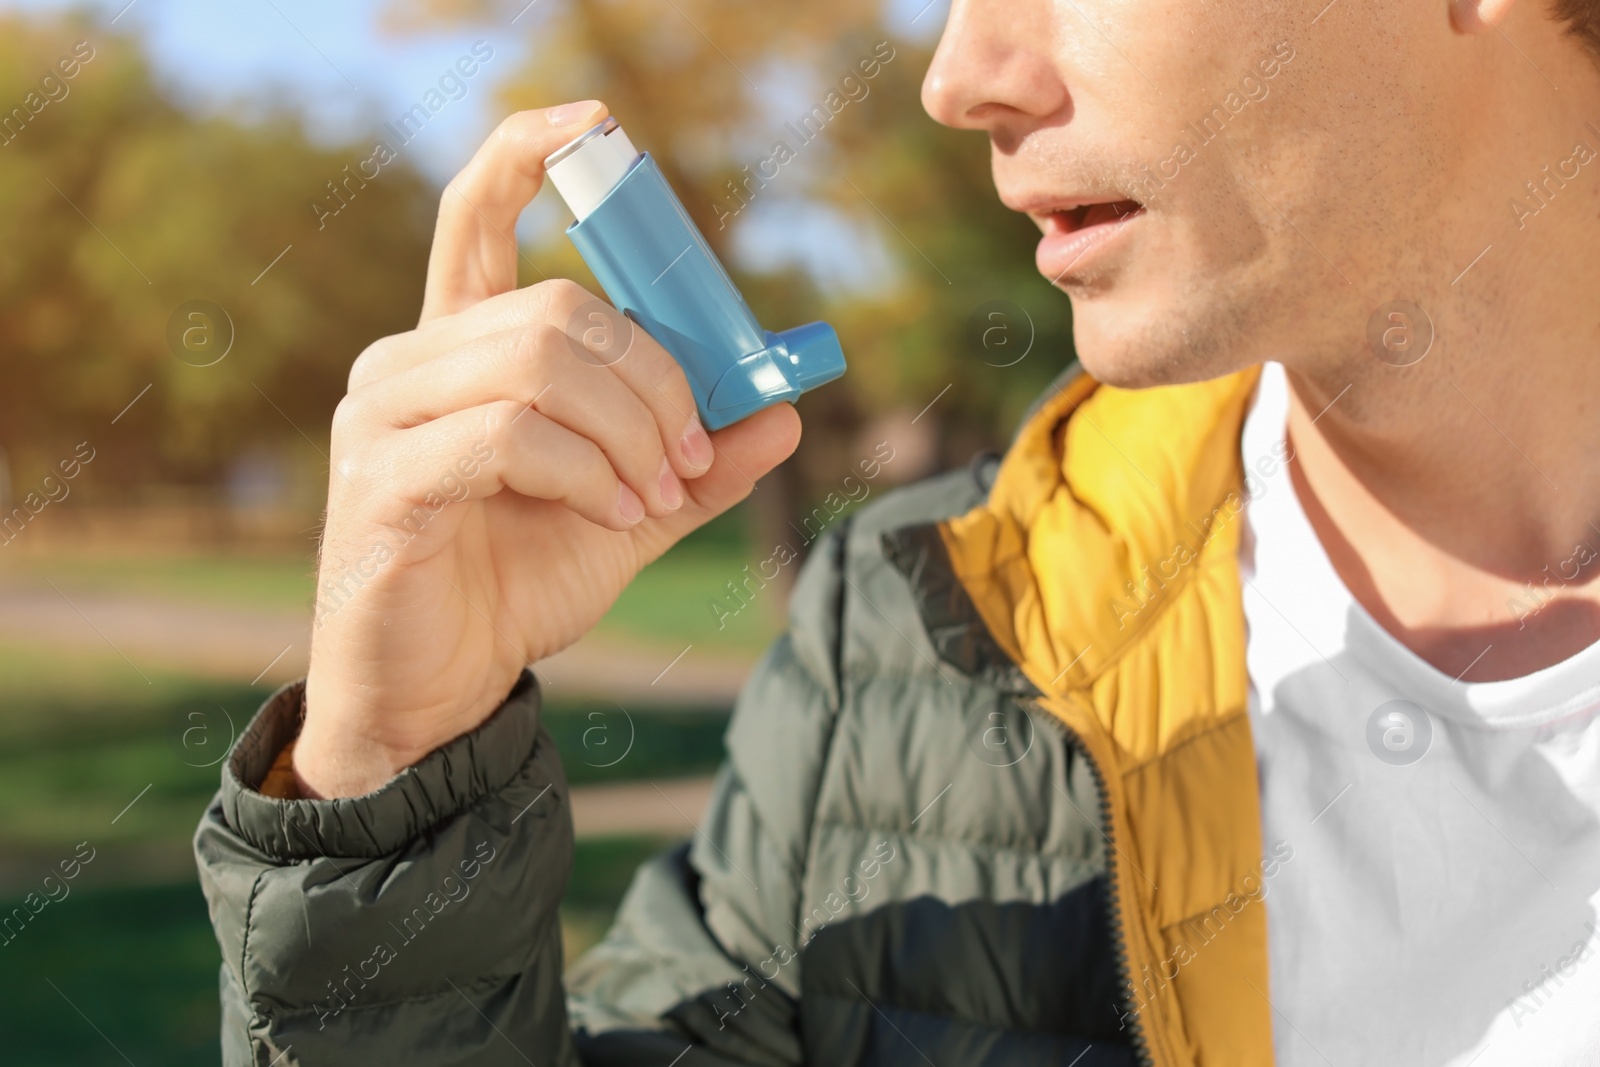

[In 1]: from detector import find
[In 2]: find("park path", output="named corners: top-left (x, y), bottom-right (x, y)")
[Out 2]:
top-left (0, 577), bottom-right (740, 895)
top-left (570, 775), bottom-right (715, 837)
top-left (0, 578), bottom-right (757, 706)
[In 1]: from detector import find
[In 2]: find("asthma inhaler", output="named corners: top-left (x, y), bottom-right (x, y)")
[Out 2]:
top-left (544, 117), bottom-right (847, 431)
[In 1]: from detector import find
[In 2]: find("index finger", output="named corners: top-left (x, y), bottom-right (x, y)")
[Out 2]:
top-left (419, 101), bottom-right (610, 324)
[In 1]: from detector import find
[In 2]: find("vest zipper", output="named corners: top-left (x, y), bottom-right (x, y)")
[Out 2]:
top-left (1029, 696), bottom-right (1156, 1067)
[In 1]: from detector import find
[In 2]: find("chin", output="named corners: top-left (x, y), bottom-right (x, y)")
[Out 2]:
top-left (1067, 291), bottom-right (1252, 391)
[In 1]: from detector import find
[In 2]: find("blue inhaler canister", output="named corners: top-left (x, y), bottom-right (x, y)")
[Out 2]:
top-left (545, 117), bottom-right (846, 431)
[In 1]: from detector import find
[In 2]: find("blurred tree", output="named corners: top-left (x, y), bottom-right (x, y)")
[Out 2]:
top-left (388, 0), bottom-right (1077, 574)
top-left (0, 12), bottom-right (434, 506)
top-left (1, 3), bottom-right (1081, 572)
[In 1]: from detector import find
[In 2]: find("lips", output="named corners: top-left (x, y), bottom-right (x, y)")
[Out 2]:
top-left (1026, 197), bottom-right (1146, 282)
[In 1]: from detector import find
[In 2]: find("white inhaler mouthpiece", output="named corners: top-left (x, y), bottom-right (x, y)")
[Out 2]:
top-left (545, 117), bottom-right (640, 222)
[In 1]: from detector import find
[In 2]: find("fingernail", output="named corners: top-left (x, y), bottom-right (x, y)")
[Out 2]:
top-left (680, 415), bottom-right (713, 472)
top-left (658, 456), bottom-right (683, 510)
top-left (547, 100), bottom-right (601, 127)
top-left (618, 483), bottom-right (645, 524)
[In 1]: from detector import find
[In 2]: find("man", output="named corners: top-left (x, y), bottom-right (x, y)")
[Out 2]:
top-left (194, 0), bottom-right (1600, 1063)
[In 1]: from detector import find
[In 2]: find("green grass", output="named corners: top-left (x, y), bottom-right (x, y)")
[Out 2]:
top-left (9, 552), bottom-right (318, 613)
top-left (0, 642), bottom-right (255, 853)
top-left (0, 881), bottom-right (222, 1065)
top-left (601, 503), bottom-right (783, 653)
top-left (0, 634), bottom-right (721, 1064)
top-left (546, 702), bottom-right (732, 786)
top-left (0, 637), bottom-right (213, 727)
top-left (598, 544), bottom-right (784, 653)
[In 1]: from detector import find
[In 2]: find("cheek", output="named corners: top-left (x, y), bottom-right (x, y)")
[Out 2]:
top-left (1064, 192), bottom-right (1281, 390)
top-left (1034, 0), bottom-right (1447, 385)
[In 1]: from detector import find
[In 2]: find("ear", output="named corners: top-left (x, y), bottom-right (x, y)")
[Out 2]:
top-left (1451, 0), bottom-right (1518, 34)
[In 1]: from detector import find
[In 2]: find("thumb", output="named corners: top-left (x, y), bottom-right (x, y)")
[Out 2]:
top-left (636, 402), bottom-right (802, 554)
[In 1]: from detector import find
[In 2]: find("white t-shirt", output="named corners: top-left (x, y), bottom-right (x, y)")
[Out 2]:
top-left (1241, 361), bottom-right (1600, 1066)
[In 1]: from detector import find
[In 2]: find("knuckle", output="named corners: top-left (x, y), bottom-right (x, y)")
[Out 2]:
top-left (568, 302), bottom-right (633, 369)
top-left (329, 394), bottom-right (368, 452)
top-left (491, 113), bottom-right (527, 150)
top-left (512, 321), bottom-right (566, 384)
top-left (529, 277), bottom-right (592, 323)
top-left (330, 438), bottom-right (382, 493)
top-left (505, 284), bottom-right (548, 325)
top-left (348, 336), bottom-right (396, 390)
top-left (479, 399), bottom-right (524, 455)
top-left (506, 320), bottom-right (553, 367)
top-left (447, 114), bottom-right (530, 197)
top-left (495, 110), bottom-right (551, 155)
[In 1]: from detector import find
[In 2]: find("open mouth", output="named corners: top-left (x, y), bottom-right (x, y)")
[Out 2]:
top-left (1045, 199), bottom-right (1146, 236)
top-left (1032, 197), bottom-right (1146, 281)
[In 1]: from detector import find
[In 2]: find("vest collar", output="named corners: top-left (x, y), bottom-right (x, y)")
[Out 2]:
top-left (931, 364), bottom-right (1263, 701)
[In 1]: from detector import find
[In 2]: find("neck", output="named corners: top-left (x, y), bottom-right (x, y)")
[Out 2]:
top-left (1281, 44), bottom-right (1600, 680)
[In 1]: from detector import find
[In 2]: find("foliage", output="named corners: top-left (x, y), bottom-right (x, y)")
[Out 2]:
top-left (0, 13), bottom-right (435, 498)
top-left (1, 4), bottom-right (1078, 512)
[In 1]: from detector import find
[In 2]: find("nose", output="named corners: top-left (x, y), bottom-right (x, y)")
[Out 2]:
top-left (921, 0), bottom-right (1069, 135)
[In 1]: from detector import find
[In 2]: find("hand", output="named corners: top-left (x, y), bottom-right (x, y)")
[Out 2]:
top-left (294, 101), bottom-right (801, 798)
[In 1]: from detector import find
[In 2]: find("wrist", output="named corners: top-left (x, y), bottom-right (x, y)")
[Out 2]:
top-left (291, 712), bottom-right (428, 799)
top-left (295, 666), bottom-right (521, 799)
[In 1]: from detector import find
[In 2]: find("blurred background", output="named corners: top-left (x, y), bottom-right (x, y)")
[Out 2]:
top-left (0, 0), bottom-right (1074, 1060)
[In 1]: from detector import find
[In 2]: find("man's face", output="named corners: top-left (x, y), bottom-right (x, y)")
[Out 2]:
top-left (922, 0), bottom-right (1488, 388)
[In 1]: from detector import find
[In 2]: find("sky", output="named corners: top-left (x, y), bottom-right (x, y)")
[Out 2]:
top-left (5, 0), bottom-right (523, 182)
top-left (2, 0), bottom-right (950, 288)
